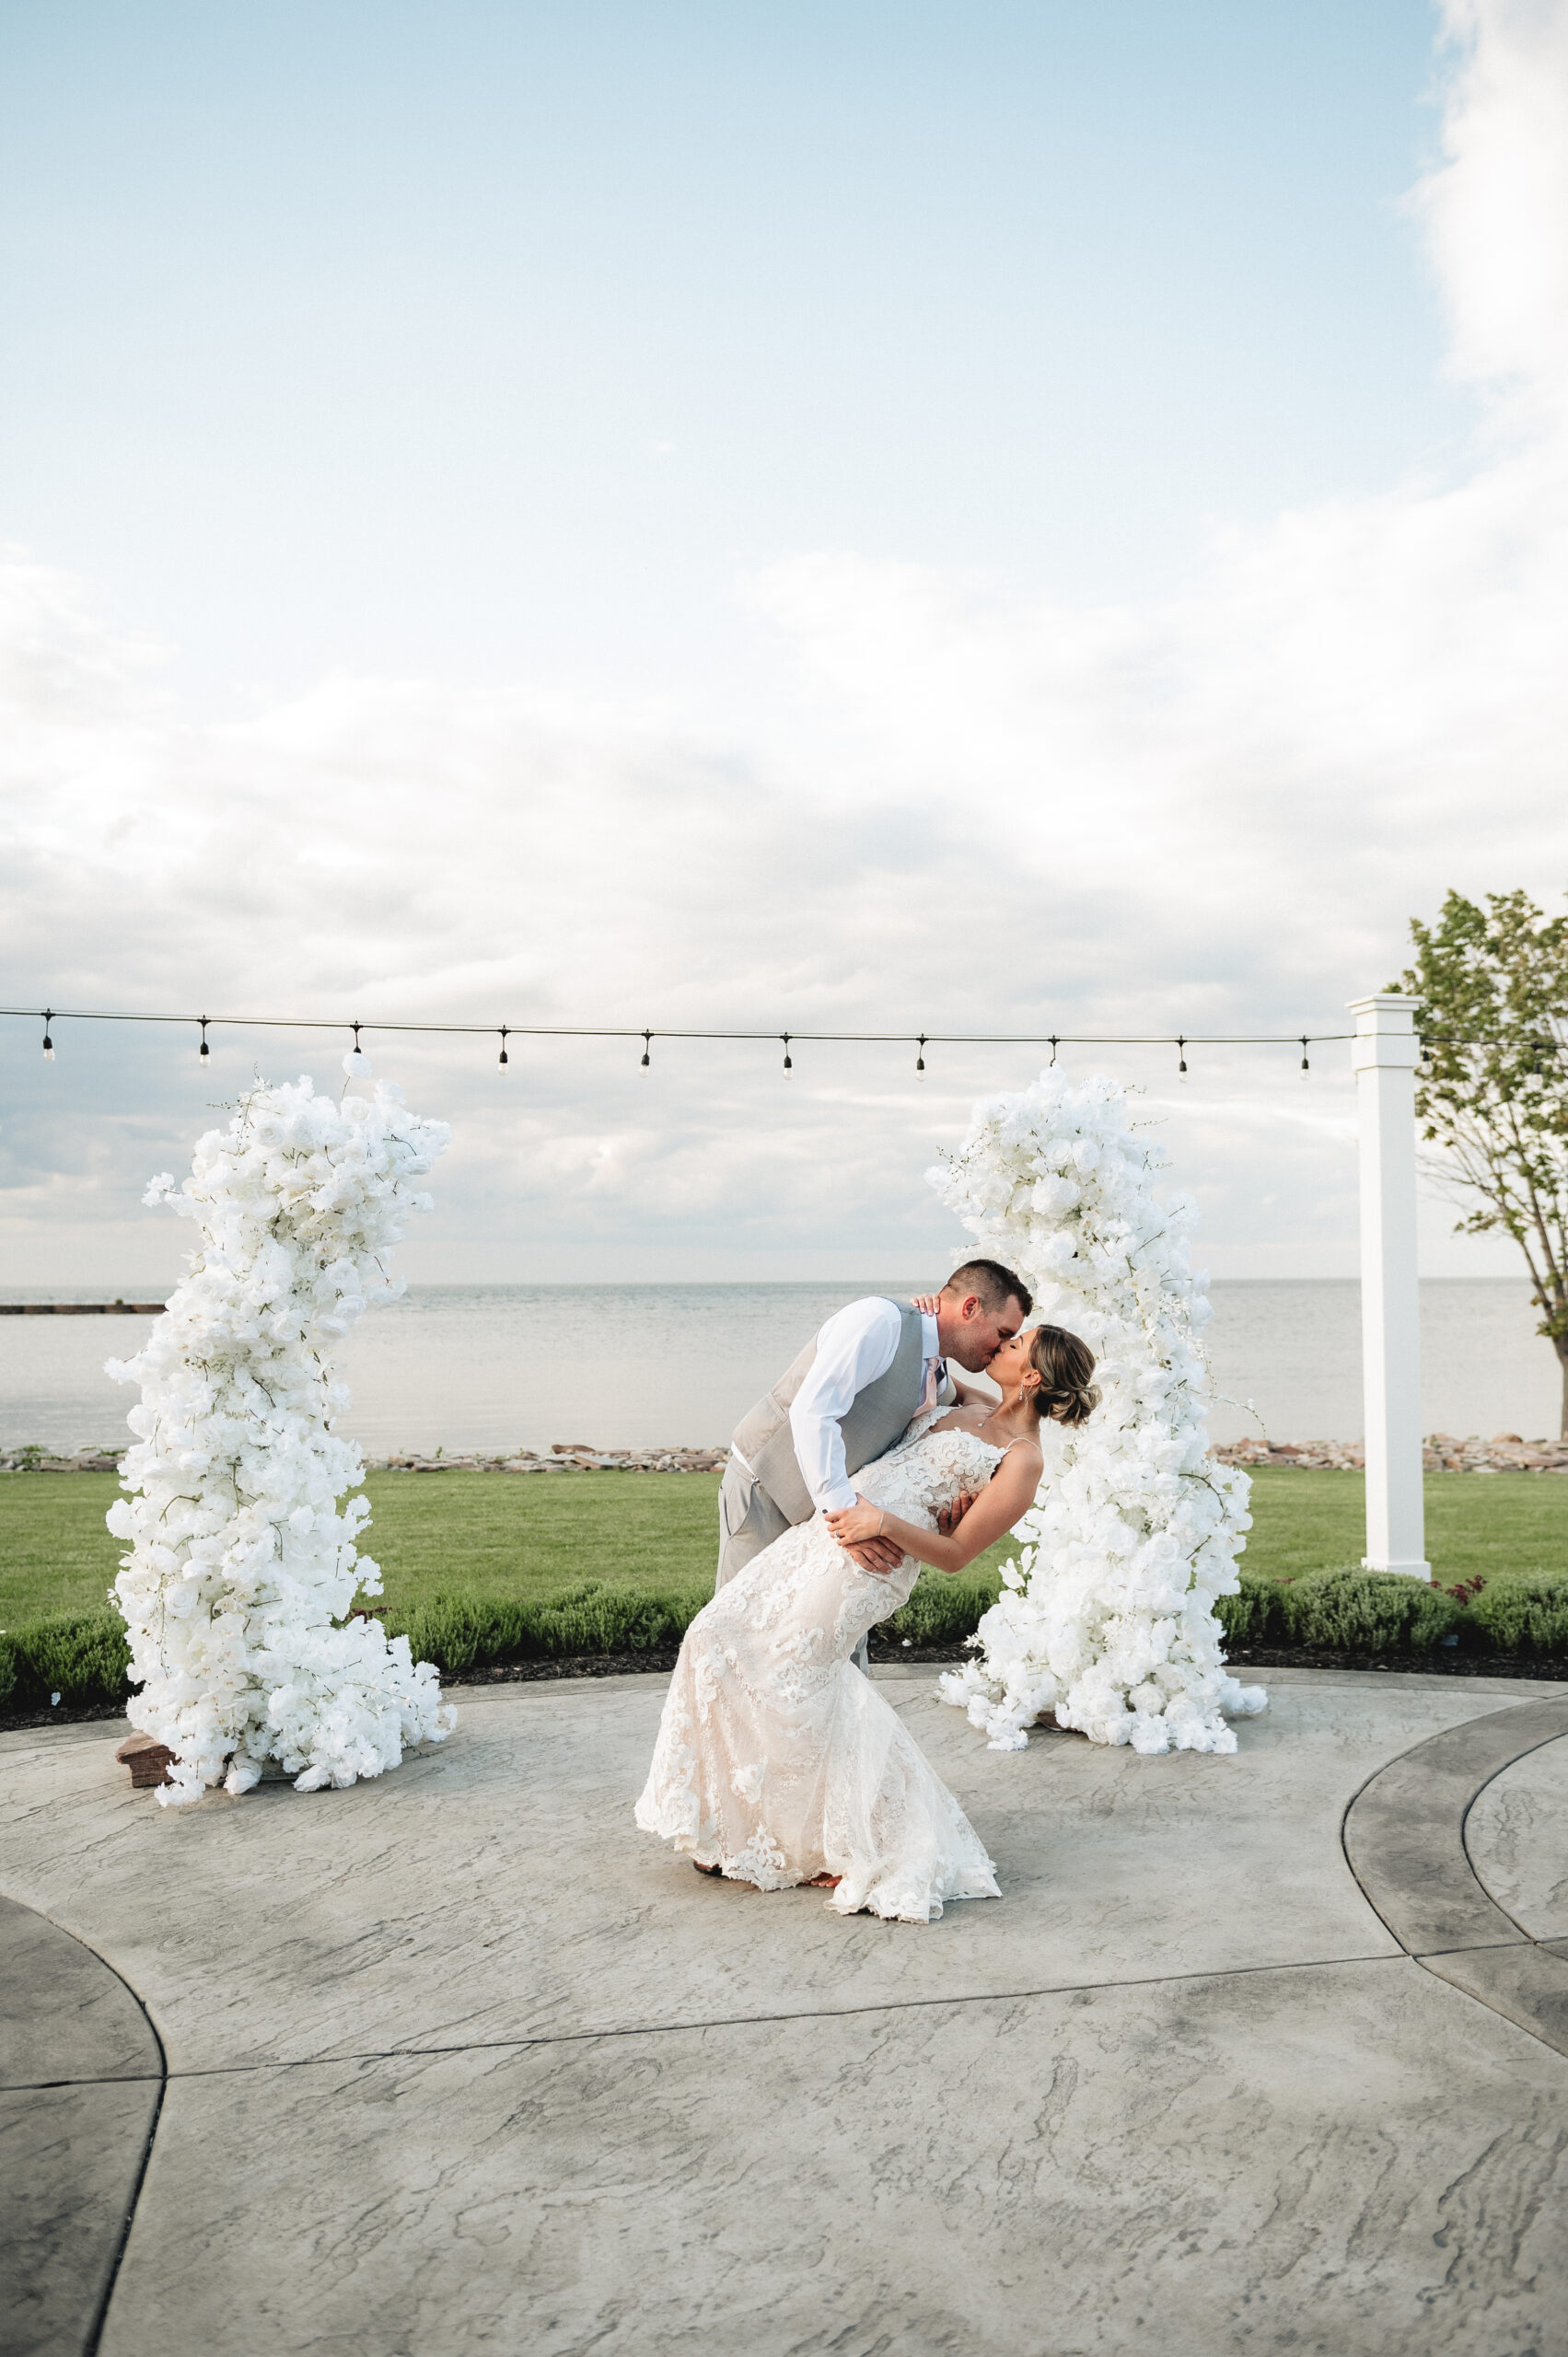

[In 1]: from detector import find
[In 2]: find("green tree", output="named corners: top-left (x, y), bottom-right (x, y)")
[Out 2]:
top-left (1398, 888), bottom-right (1568, 1437)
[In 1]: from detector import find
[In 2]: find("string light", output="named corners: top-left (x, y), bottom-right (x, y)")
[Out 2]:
top-left (41, 1010), bottom-right (54, 1062)
top-left (199, 1017), bottom-right (210, 1060)
top-left (1299, 1037), bottom-right (1309, 1073)
top-left (497, 1027), bottom-right (509, 1068)
top-left (1177, 1036), bottom-right (1188, 1076)
top-left (7, 1004), bottom-right (1404, 1073)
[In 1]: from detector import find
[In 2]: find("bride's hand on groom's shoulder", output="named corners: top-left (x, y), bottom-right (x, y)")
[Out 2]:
top-left (911, 1294), bottom-right (941, 1315)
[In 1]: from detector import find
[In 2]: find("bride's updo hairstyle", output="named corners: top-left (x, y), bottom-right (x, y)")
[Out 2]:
top-left (1025, 1325), bottom-right (1100, 1425)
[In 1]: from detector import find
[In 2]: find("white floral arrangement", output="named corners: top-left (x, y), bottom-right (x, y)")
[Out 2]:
top-left (929, 1069), bottom-right (1266, 1753)
top-left (106, 1066), bottom-right (456, 1805)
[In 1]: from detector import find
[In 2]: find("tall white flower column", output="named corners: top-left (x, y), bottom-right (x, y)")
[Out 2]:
top-left (107, 1070), bottom-right (455, 1805)
top-left (930, 1070), bottom-right (1266, 1753)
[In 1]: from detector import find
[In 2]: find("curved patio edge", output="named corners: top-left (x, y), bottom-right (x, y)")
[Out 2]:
top-left (1342, 1696), bottom-right (1568, 2059)
top-left (0, 1893), bottom-right (166, 2357)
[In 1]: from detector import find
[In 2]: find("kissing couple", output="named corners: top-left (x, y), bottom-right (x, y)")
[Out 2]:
top-left (635, 1261), bottom-right (1099, 1923)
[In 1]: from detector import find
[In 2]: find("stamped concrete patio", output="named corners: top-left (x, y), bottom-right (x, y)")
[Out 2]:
top-left (5, 1663), bottom-right (1568, 2357)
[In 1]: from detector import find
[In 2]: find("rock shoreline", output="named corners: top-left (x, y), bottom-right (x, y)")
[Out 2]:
top-left (4, 1434), bottom-right (1564, 1476)
top-left (1214, 1432), bottom-right (1568, 1473)
top-left (0, 1441), bottom-right (731, 1476)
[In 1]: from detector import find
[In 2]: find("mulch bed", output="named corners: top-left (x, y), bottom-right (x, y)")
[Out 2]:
top-left (8, 1643), bottom-right (1565, 1734)
top-left (1224, 1646), bottom-right (1568, 1679)
top-left (0, 1698), bottom-right (134, 1733)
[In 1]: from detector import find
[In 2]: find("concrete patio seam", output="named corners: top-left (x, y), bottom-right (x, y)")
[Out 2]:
top-left (34, 1946), bottom-right (1411, 2087)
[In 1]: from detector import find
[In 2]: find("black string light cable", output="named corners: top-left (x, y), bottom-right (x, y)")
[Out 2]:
top-left (4, 1004), bottom-right (1400, 1069)
top-left (10, 1007), bottom-right (1559, 1069)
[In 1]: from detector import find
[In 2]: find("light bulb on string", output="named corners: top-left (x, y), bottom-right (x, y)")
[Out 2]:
top-left (641, 1031), bottom-right (651, 1069)
top-left (1177, 1036), bottom-right (1188, 1078)
top-left (199, 1018), bottom-right (210, 1061)
top-left (1049, 1036), bottom-right (1059, 1067)
top-left (41, 1010), bottom-right (54, 1062)
top-left (1299, 1037), bottom-right (1309, 1074)
top-left (342, 1021), bottom-right (372, 1081)
top-left (781, 1033), bottom-right (793, 1073)
top-left (497, 1027), bottom-right (509, 1068)
top-left (915, 1034), bottom-right (926, 1075)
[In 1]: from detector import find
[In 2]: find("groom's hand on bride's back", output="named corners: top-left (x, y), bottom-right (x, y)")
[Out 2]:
top-left (936, 1493), bottom-right (975, 1537)
top-left (842, 1535), bottom-right (905, 1574)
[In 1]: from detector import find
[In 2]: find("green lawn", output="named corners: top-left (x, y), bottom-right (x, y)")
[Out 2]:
top-left (1241, 1468), bottom-right (1567, 1585)
top-left (3, 1465), bottom-right (1563, 1632)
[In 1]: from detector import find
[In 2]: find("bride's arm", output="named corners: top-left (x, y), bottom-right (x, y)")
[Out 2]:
top-left (826, 1447), bottom-right (1041, 1574)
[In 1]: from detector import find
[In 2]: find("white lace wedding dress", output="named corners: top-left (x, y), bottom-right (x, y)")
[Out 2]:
top-left (635, 1411), bottom-right (1007, 1922)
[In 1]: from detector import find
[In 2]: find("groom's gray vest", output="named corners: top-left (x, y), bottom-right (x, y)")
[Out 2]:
top-left (731, 1299), bottom-right (954, 1527)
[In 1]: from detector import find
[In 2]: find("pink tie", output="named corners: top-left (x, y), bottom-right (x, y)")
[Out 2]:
top-left (921, 1358), bottom-right (940, 1411)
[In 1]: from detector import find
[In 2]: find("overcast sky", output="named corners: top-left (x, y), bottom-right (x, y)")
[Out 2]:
top-left (2, 0), bottom-right (1565, 1288)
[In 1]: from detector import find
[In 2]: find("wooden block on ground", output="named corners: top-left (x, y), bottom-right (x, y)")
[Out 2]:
top-left (114, 1733), bottom-right (176, 1789)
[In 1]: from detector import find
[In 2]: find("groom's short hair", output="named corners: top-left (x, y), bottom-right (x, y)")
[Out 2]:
top-left (943, 1259), bottom-right (1032, 1316)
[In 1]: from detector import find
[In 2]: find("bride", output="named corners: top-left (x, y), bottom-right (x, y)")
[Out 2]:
top-left (635, 1322), bottom-right (1100, 1922)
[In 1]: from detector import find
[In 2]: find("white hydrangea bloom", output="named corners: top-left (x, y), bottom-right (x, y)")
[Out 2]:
top-left (929, 1070), bottom-right (1267, 1753)
top-left (106, 1074), bottom-right (456, 1805)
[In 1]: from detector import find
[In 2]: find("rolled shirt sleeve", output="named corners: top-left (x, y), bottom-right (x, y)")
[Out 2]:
top-left (789, 1297), bottom-right (904, 1514)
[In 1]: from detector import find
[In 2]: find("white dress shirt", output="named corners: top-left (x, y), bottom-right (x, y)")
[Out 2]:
top-left (787, 1297), bottom-right (943, 1514)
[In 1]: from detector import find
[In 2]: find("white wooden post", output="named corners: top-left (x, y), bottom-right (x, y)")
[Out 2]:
top-left (1349, 993), bottom-right (1431, 1579)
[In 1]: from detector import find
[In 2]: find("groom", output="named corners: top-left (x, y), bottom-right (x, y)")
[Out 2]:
top-left (716, 1259), bottom-right (1033, 1594)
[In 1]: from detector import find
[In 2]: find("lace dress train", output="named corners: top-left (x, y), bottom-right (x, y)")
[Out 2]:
top-left (635, 1417), bottom-right (1005, 1923)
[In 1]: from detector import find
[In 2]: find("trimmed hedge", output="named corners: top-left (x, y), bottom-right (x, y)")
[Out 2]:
top-left (6, 1563), bottom-right (1568, 1718)
top-left (1214, 1567), bottom-right (1469, 1654)
top-left (387, 1582), bottom-right (712, 1675)
top-left (0, 1608), bottom-right (132, 1710)
top-left (0, 1575), bottom-right (1004, 1713)
top-left (1278, 1568), bottom-right (1467, 1654)
top-left (388, 1571), bottom-right (1004, 1675)
top-left (881, 1573), bottom-right (1000, 1649)
top-left (1212, 1576), bottom-right (1280, 1649)
top-left (1215, 1565), bottom-right (1568, 1656)
top-left (1466, 1570), bottom-right (1568, 1655)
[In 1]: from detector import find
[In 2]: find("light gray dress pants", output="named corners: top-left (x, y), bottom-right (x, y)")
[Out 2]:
top-left (715, 1456), bottom-right (791, 1591)
top-left (715, 1454), bottom-right (872, 1674)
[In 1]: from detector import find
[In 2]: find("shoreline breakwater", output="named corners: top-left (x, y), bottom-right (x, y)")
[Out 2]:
top-left (4, 1435), bottom-right (1565, 1477)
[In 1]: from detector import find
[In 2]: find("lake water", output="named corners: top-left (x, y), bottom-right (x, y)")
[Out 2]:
top-left (0, 1280), bottom-right (1559, 1454)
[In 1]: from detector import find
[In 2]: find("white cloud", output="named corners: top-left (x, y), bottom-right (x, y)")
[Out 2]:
top-left (1413, 0), bottom-right (1568, 415)
top-left (2, 0), bottom-right (1564, 1284)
